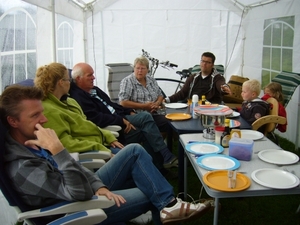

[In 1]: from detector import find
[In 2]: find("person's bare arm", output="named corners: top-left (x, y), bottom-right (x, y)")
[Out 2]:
top-left (120, 100), bottom-right (154, 112)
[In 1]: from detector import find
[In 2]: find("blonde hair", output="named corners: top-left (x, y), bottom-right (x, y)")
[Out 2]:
top-left (134, 56), bottom-right (149, 69)
top-left (242, 79), bottom-right (261, 96)
top-left (34, 63), bottom-right (67, 99)
top-left (264, 82), bottom-right (284, 103)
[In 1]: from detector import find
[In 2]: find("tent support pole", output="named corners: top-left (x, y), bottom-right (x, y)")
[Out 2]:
top-left (296, 89), bottom-right (300, 151)
top-left (100, 11), bottom-right (107, 92)
top-left (51, 0), bottom-right (57, 62)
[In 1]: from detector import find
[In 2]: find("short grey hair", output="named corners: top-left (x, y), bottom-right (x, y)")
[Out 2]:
top-left (71, 66), bottom-right (84, 81)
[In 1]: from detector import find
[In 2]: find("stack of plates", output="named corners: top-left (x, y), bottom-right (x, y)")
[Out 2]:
top-left (185, 142), bottom-right (224, 155)
top-left (258, 149), bottom-right (299, 165)
top-left (240, 130), bottom-right (264, 140)
top-left (251, 168), bottom-right (299, 189)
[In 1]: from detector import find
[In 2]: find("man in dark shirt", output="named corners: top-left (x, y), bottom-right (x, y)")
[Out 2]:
top-left (69, 63), bottom-right (178, 174)
top-left (165, 52), bottom-right (231, 104)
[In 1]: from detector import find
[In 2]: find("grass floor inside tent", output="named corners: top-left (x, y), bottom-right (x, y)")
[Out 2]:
top-left (128, 134), bottom-right (300, 225)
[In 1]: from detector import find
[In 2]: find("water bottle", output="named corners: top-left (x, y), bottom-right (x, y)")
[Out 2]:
top-left (191, 94), bottom-right (199, 119)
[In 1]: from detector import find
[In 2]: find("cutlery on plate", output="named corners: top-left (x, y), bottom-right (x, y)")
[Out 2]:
top-left (228, 170), bottom-right (233, 188)
top-left (232, 170), bottom-right (237, 188)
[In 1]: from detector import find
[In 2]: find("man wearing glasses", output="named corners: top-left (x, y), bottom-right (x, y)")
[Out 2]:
top-left (164, 52), bottom-right (231, 104)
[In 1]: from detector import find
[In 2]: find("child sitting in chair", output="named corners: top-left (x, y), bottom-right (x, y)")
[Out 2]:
top-left (239, 79), bottom-right (269, 124)
top-left (261, 82), bottom-right (287, 132)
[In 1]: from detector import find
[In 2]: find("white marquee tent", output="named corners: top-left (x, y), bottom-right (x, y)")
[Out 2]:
top-left (0, 0), bottom-right (300, 223)
top-left (1, 0), bottom-right (299, 143)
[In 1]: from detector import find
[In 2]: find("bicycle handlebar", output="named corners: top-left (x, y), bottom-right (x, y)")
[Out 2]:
top-left (141, 49), bottom-right (178, 76)
top-left (160, 61), bottom-right (178, 68)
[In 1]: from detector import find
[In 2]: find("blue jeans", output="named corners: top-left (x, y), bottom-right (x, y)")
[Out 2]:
top-left (125, 112), bottom-right (167, 152)
top-left (124, 112), bottom-right (168, 169)
top-left (95, 143), bottom-right (174, 225)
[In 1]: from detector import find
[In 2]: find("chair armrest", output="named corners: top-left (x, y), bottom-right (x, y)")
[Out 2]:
top-left (103, 125), bottom-right (121, 137)
top-left (103, 125), bottom-right (122, 132)
top-left (78, 151), bottom-right (111, 160)
top-left (79, 159), bottom-right (106, 170)
top-left (48, 208), bottom-right (107, 225)
top-left (110, 130), bottom-right (119, 137)
top-left (18, 196), bottom-right (114, 221)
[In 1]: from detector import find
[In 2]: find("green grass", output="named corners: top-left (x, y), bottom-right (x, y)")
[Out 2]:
top-left (164, 134), bottom-right (300, 225)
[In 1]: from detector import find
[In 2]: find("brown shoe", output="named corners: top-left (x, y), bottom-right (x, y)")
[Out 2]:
top-left (163, 157), bottom-right (178, 169)
top-left (160, 198), bottom-right (211, 224)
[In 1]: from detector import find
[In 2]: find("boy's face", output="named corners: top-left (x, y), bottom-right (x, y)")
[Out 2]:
top-left (241, 85), bottom-right (257, 101)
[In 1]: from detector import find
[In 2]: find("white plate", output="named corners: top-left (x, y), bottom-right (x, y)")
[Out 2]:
top-left (164, 103), bottom-right (188, 109)
top-left (251, 168), bottom-right (300, 189)
top-left (185, 142), bottom-right (223, 155)
top-left (258, 149), bottom-right (299, 165)
top-left (226, 111), bottom-right (240, 118)
top-left (197, 154), bottom-right (240, 170)
top-left (240, 130), bottom-right (264, 140)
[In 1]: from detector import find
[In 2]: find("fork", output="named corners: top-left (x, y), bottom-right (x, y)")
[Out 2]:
top-left (283, 168), bottom-right (296, 175)
top-left (228, 170), bottom-right (233, 188)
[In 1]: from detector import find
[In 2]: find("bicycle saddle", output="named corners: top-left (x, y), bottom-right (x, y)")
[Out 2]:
top-left (176, 69), bottom-right (191, 78)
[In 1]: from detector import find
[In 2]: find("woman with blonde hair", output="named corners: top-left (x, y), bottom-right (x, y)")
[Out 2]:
top-left (34, 62), bottom-right (124, 154)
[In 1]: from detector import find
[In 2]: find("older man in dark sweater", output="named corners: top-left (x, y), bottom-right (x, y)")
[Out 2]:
top-left (69, 63), bottom-right (178, 175)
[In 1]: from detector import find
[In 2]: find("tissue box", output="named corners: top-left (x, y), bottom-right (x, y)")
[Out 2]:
top-left (229, 137), bottom-right (254, 161)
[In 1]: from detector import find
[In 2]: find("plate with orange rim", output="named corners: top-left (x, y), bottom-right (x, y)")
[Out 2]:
top-left (203, 170), bottom-right (251, 192)
top-left (165, 113), bottom-right (191, 121)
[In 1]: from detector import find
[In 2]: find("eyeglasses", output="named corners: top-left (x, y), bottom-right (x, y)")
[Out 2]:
top-left (62, 78), bottom-right (72, 82)
top-left (134, 67), bottom-right (147, 71)
top-left (200, 60), bottom-right (212, 64)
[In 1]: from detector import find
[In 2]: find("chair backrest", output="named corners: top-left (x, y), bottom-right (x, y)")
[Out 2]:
top-left (190, 64), bottom-right (224, 75)
top-left (272, 71), bottom-right (300, 107)
top-left (251, 97), bottom-right (286, 136)
top-left (223, 75), bottom-right (249, 104)
top-left (14, 78), bottom-right (34, 87)
top-left (264, 97), bottom-right (279, 133)
top-left (0, 121), bottom-right (36, 212)
top-left (106, 63), bottom-right (134, 103)
top-left (1, 109), bottom-right (56, 225)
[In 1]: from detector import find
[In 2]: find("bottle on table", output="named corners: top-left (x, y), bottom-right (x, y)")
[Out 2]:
top-left (191, 94), bottom-right (199, 119)
top-left (201, 95), bottom-right (206, 105)
top-left (215, 126), bottom-right (225, 145)
top-left (221, 119), bottom-right (231, 147)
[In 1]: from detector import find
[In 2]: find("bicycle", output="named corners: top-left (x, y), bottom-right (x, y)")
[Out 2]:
top-left (141, 49), bottom-right (191, 97)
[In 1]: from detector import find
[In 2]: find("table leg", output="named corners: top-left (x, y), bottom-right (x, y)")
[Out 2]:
top-left (167, 127), bottom-right (173, 151)
top-left (184, 151), bottom-right (187, 200)
top-left (213, 198), bottom-right (220, 225)
top-left (178, 143), bottom-right (184, 195)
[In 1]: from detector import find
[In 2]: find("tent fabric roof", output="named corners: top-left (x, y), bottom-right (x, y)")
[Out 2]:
top-left (22, 0), bottom-right (279, 20)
